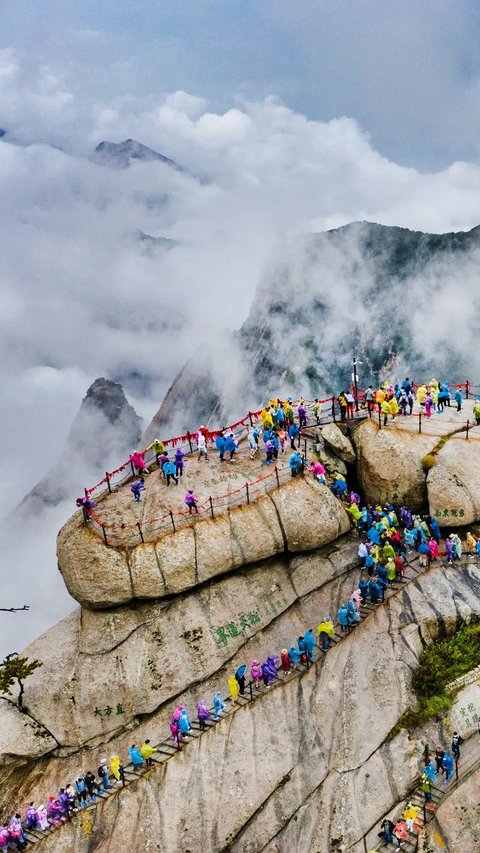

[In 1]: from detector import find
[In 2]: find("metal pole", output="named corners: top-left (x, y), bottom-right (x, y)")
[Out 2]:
top-left (332, 398), bottom-right (336, 423)
top-left (419, 412), bottom-right (422, 434)
top-left (101, 525), bottom-right (108, 545)
top-left (455, 757), bottom-right (459, 782)
top-left (106, 472), bottom-right (112, 494)
top-left (246, 483), bottom-right (250, 504)
top-left (466, 419), bottom-right (470, 440)
top-left (130, 461), bottom-right (135, 476)
top-left (304, 438), bottom-right (307, 457)
top-left (378, 409), bottom-right (382, 429)
top-left (248, 411), bottom-right (253, 427)
top-left (186, 431), bottom-right (193, 453)
top-left (353, 356), bottom-right (359, 412)
top-left (169, 511), bottom-right (176, 532)
top-left (275, 468), bottom-right (280, 488)
top-left (466, 380), bottom-right (470, 400)
top-left (249, 681), bottom-right (253, 700)
top-left (136, 522), bottom-right (144, 544)
top-left (423, 801), bottom-right (426, 827)
top-left (209, 496), bottom-right (214, 519)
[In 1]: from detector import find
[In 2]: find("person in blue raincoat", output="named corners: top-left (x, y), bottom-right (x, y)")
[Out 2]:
top-left (338, 604), bottom-right (350, 632)
top-left (225, 434), bottom-right (237, 462)
top-left (213, 691), bottom-right (225, 720)
top-left (178, 709), bottom-right (192, 736)
top-left (442, 752), bottom-right (454, 782)
top-left (129, 744), bottom-right (144, 771)
top-left (346, 599), bottom-right (360, 625)
top-left (215, 434), bottom-right (226, 461)
top-left (430, 516), bottom-right (441, 542)
top-left (288, 422), bottom-right (300, 449)
top-left (235, 665), bottom-right (247, 695)
top-left (289, 451), bottom-right (302, 477)
top-left (368, 577), bottom-right (383, 603)
top-left (368, 525), bottom-right (381, 545)
top-left (359, 578), bottom-right (369, 603)
top-left (424, 760), bottom-right (436, 782)
top-left (331, 474), bottom-right (348, 498)
top-left (418, 540), bottom-right (430, 568)
top-left (288, 646), bottom-right (302, 665)
top-left (454, 387), bottom-right (463, 412)
top-left (303, 629), bottom-right (317, 661)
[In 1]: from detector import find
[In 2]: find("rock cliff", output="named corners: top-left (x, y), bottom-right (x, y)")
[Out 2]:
top-left (2, 420), bottom-right (480, 851)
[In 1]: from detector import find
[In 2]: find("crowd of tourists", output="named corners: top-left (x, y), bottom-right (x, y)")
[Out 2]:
top-left (373, 736), bottom-right (465, 850)
top-left (344, 377), bottom-right (480, 426)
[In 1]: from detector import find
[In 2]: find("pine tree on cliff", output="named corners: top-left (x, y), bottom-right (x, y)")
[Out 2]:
top-left (0, 653), bottom-right (42, 710)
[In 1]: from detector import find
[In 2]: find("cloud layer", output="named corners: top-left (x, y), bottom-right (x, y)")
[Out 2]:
top-left (3, 44), bottom-right (480, 653)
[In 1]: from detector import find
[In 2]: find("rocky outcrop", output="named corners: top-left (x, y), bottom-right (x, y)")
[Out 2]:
top-left (427, 437), bottom-right (480, 527)
top-left (17, 378), bottom-right (141, 513)
top-left (93, 139), bottom-right (179, 170)
top-left (3, 562), bottom-right (480, 852)
top-left (57, 478), bottom-right (350, 609)
top-left (350, 419), bottom-right (434, 509)
top-left (321, 422), bottom-right (356, 464)
top-left (144, 222), bottom-right (480, 434)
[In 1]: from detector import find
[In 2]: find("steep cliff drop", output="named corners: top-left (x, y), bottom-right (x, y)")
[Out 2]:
top-left (1, 410), bottom-right (480, 852)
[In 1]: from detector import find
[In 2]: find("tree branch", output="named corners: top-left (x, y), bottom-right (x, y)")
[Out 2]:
top-left (0, 605), bottom-right (29, 613)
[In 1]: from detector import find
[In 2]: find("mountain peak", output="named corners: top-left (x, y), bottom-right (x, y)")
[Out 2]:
top-left (93, 138), bottom-right (178, 169)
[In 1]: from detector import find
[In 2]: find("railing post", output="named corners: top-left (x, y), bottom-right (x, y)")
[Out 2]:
top-left (84, 487), bottom-right (88, 498)
top-left (245, 483), bottom-right (250, 504)
top-left (275, 468), bottom-right (280, 488)
top-left (248, 411), bottom-right (253, 427)
top-left (419, 412), bottom-right (422, 434)
top-left (455, 756), bottom-right (459, 782)
top-left (249, 681), bottom-right (253, 700)
top-left (136, 522), bottom-right (144, 544)
top-left (209, 496), bottom-right (214, 519)
top-left (101, 525), bottom-right (108, 545)
top-left (130, 461), bottom-right (135, 476)
top-left (423, 801), bottom-right (426, 827)
top-left (466, 380), bottom-right (470, 399)
top-left (331, 399), bottom-right (336, 423)
top-left (169, 511), bottom-right (176, 532)
top-left (186, 431), bottom-right (193, 453)
top-left (466, 419), bottom-right (470, 440)
top-left (304, 438), bottom-right (307, 457)
top-left (106, 472), bottom-right (112, 494)
top-left (378, 409), bottom-right (382, 429)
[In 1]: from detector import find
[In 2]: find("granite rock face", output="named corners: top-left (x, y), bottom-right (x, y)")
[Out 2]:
top-left (427, 437), bottom-right (480, 527)
top-left (57, 478), bottom-right (350, 609)
top-left (1, 562), bottom-right (480, 853)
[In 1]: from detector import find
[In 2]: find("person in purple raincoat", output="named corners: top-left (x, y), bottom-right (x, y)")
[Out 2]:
top-left (174, 448), bottom-right (185, 477)
top-left (445, 537), bottom-right (453, 564)
top-left (197, 699), bottom-right (211, 730)
top-left (261, 655), bottom-right (278, 686)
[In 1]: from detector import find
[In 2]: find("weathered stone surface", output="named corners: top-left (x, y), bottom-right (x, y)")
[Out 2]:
top-left (321, 422), bottom-right (356, 463)
top-left (57, 479), bottom-right (350, 609)
top-left (351, 419), bottom-right (433, 509)
top-left (433, 765), bottom-right (480, 853)
top-left (0, 700), bottom-right (57, 761)
top-left (3, 563), bottom-right (480, 853)
top-left (4, 535), bottom-right (358, 752)
top-left (427, 437), bottom-right (480, 526)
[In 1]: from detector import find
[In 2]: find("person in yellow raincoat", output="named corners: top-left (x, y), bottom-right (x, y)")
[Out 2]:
top-left (417, 384), bottom-right (427, 405)
top-left (466, 531), bottom-right (477, 552)
top-left (260, 408), bottom-right (273, 430)
top-left (346, 502), bottom-right (362, 523)
top-left (110, 755), bottom-right (121, 783)
top-left (140, 739), bottom-right (157, 767)
top-left (375, 387), bottom-right (385, 405)
top-left (403, 802), bottom-right (420, 831)
top-left (317, 616), bottom-right (335, 651)
top-left (389, 396), bottom-right (399, 420)
top-left (228, 675), bottom-right (239, 701)
top-left (381, 399), bottom-right (390, 426)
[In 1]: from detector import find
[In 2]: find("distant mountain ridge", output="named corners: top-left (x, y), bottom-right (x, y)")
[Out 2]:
top-left (143, 220), bottom-right (480, 441)
top-left (93, 138), bottom-right (180, 170)
top-left (17, 378), bottom-right (141, 515)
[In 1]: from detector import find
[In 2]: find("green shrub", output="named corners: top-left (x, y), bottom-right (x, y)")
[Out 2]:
top-left (401, 623), bottom-right (480, 729)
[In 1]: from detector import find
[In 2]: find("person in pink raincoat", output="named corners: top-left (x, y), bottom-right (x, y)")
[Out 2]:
top-left (250, 660), bottom-right (261, 689)
top-left (351, 589), bottom-right (363, 611)
top-left (129, 450), bottom-right (149, 475)
top-left (428, 537), bottom-right (439, 560)
top-left (424, 394), bottom-right (433, 418)
top-left (309, 461), bottom-right (326, 483)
